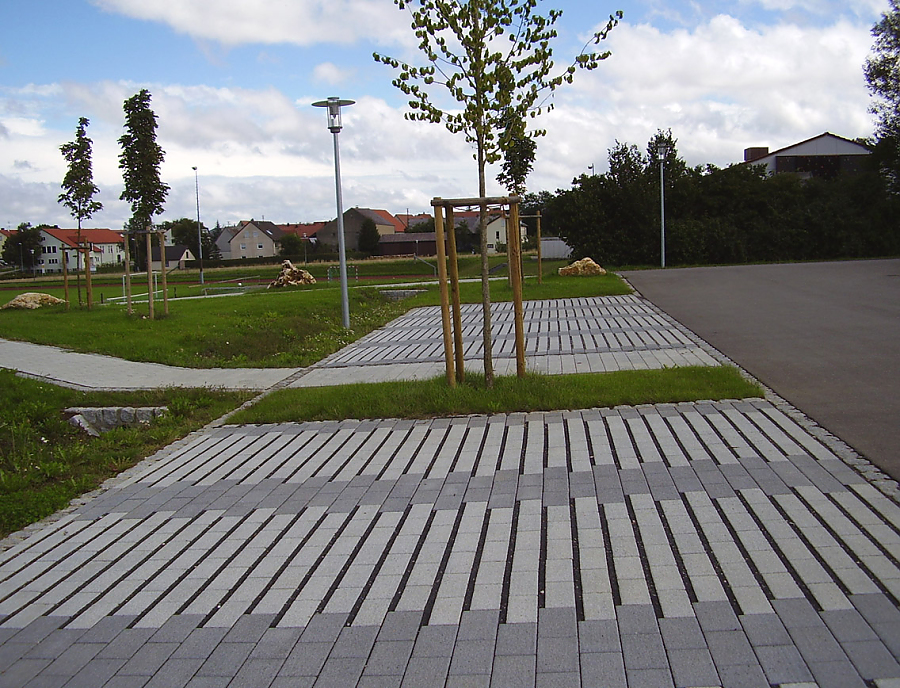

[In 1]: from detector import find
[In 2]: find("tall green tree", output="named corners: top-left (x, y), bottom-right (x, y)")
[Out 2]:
top-left (865, 0), bottom-right (900, 191)
top-left (159, 217), bottom-right (219, 263)
top-left (118, 89), bottom-right (169, 270)
top-left (497, 110), bottom-right (537, 195)
top-left (1, 223), bottom-right (43, 274)
top-left (358, 218), bottom-right (381, 256)
top-left (59, 117), bottom-right (102, 307)
top-left (375, 0), bottom-right (621, 385)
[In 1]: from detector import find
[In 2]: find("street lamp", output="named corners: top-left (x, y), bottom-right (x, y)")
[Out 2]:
top-left (656, 141), bottom-right (670, 268)
top-left (312, 96), bottom-right (355, 329)
top-left (588, 164), bottom-right (595, 176)
top-left (192, 166), bottom-right (204, 284)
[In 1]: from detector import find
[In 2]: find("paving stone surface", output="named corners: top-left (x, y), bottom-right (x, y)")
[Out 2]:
top-left (2, 398), bottom-right (900, 687)
top-left (293, 296), bottom-right (718, 386)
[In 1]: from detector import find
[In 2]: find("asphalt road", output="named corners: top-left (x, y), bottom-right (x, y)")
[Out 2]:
top-left (622, 259), bottom-right (900, 481)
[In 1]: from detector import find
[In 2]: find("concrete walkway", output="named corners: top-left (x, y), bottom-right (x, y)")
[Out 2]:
top-left (1, 294), bottom-right (899, 688)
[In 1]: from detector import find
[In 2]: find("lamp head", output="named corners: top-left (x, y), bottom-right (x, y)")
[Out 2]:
top-left (312, 97), bottom-right (355, 133)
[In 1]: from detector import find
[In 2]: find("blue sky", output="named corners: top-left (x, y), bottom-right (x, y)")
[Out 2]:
top-left (0, 0), bottom-right (889, 230)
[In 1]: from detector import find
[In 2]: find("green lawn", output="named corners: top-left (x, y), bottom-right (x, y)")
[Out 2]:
top-left (231, 366), bottom-right (763, 424)
top-left (0, 369), bottom-right (252, 538)
top-left (0, 265), bottom-right (630, 368)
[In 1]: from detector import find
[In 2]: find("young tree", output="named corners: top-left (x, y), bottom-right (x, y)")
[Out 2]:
top-left (358, 218), bottom-right (381, 256)
top-left (497, 110), bottom-right (537, 195)
top-left (59, 117), bottom-right (103, 308)
top-left (279, 233), bottom-right (303, 257)
top-left (118, 89), bottom-right (169, 271)
top-left (865, 0), bottom-right (900, 191)
top-left (375, 0), bottom-right (621, 385)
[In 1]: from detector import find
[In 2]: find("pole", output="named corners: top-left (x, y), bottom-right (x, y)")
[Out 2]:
top-left (62, 249), bottom-right (70, 310)
top-left (660, 156), bottom-right (666, 268)
top-left (432, 201), bottom-right (455, 387)
top-left (124, 232), bottom-right (133, 314)
top-left (146, 229), bottom-right (154, 319)
top-left (507, 200), bottom-right (526, 377)
top-left (536, 211), bottom-right (543, 285)
top-left (332, 130), bottom-right (350, 329)
top-left (84, 242), bottom-right (93, 309)
top-left (158, 231), bottom-right (169, 316)
top-left (446, 207), bottom-right (465, 383)
top-left (194, 166), bottom-right (204, 284)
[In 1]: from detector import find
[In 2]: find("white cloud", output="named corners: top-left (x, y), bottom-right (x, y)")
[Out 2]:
top-left (90, 0), bottom-right (412, 47)
top-left (313, 62), bottom-right (355, 86)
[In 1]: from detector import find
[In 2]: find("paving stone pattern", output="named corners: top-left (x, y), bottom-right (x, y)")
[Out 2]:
top-left (295, 296), bottom-right (718, 386)
top-left (2, 400), bottom-right (900, 687)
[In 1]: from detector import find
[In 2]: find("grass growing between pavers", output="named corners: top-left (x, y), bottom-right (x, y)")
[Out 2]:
top-left (0, 369), bottom-right (253, 539)
top-left (0, 271), bottom-right (630, 368)
top-left (231, 366), bottom-right (764, 424)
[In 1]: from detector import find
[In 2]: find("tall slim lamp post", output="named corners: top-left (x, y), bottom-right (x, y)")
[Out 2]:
top-left (656, 141), bottom-right (669, 268)
top-left (312, 96), bottom-right (355, 329)
top-left (192, 166), bottom-right (204, 284)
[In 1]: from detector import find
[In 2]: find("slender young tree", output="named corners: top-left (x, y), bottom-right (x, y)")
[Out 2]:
top-left (59, 117), bottom-right (102, 308)
top-left (497, 110), bottom-right (537, 195)
top-left (118, 89), bottom-right (169, 272)
top-left (375, 0), bottom-right (621, 385)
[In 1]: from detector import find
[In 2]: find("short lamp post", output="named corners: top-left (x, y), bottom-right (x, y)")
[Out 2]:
top-left (656, 141), bottom-right (670, 268)
top-left (312, 96), bottom-right (355, 329)
top-left (192, 166), bottom-right (204, 284)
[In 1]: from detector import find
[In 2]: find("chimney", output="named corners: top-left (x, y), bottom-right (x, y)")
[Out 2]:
top-left (744, 147), bottom-right (769, 162)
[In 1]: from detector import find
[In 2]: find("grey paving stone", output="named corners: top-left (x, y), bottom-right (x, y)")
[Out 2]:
top-left (739, 613), bottom-right (792, 646)
top-left (40, 642), bottom-right (103, 676)
top-left (150, 615), bottom-right (204, 643)
top-left (694, 600), bottom-right (742, 632)
top-left (821, 608), bottom-right (880, 643)
top-left (622, 668), bottom-right (675, 688)
top-left (705, 630), bottom-right (758, 668)
top-left (495, 623), bottom-right (537, 656)
top-left (579, 652), bottom-right (626, 688)
top-left (63, 657), bottom-right (126, 688)
top-left (537, 608), bottom-right (578, 639)
top-left (98, 677), bottom-right (151, 688)
top-left (224, 614), bottom-right (278, 644)
top-left (490, 654), bottom-right (535, 688)
top-left (329, 625), bottom-right (379, 658)
top-left (411, 624), bottom-right (458, 658)
top-left (195, 642), bottom-right (254, 677)
top-left (788, 625), bottom-right (845, 664)
top-left (713, 662), bottom-right (769, 688)
top-left (450, 640), bottom-right (495, 675)
top-left (615, 605), bottom-right (658, 636)
top-left (401, 656), bottom-right (452, 688)
top-left (311, 656), bottom-right (366, 687)
top-left (142, 658), bottom-right (204, 688)
top-left (96, 628), bottom-right (156, 659)
top-left (270, 677), bottom-right (316, 688)
top-left (362, 640), bottom-right (414, 676)
top-left (445, 674), bottom-right (491, 688)
top-left (841, 639), bottom-right (900, 679)
top-left (458, 610), bottom-right (499, 641)
top-left (771, 597), bottom-right (823, 629)
top-left (250, 627), bottom-right (304, 659)
top-left (300, 613), bottom-right (348, 644)
top-left (754, 644), bottom-right (813, 684)
top-left (378, 611), bottom-right (423, 642)
top-left (620, 633), bottom-right (669, 671)
top-left (0, 658), bottom-right (52, 688)
top-left (170, 628), bottom-right (229, 660)
top-left (9, 618), bottom-right (66, 645)
top-left (536, 637), bottom-right (579, 674)
top-left (0, 642), bottom-right (31, 671)
top-left (667, 647), bottom-right (719, 687)
top-left (534, 671), bottom-right (580, 688)
top-left (21, 629), bottom-right (84, 659)
top-left (279, 641), bottom-right (332, 676)
top-left (808, 659), bottom-right (868, 688)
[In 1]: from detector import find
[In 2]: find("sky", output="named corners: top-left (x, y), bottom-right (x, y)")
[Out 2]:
top-left (0, 0), bottom-right (889, 231)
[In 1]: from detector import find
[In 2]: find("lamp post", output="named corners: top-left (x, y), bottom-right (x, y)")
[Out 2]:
top-left (656, 141), bottom-right (669, 268)
top-left (312, 96), bottom-right (355, 329)
top-left (588, 164), bottom-right (595, 176)
top-left (192, 166), bottom-right (204, 284)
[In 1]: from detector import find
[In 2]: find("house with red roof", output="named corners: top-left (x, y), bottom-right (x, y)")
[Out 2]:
top-left (37, 227), bottom-right (125, 274)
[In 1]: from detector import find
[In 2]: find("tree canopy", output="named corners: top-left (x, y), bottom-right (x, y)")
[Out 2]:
top-left (358, 218), bottom-right (381, 256)
top-left (865, 0), bottom-right (900, 190)
top-left (118, 89), bottom-right (169, 232)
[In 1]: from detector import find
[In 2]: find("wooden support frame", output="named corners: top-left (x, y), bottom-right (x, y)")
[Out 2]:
top-left (431, 195), bottom-right (526, 384)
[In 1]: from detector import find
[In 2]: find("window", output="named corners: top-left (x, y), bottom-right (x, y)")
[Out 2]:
top-left (257, 244), bottom-right (264, 250)
top-left (240, 243), bottom-right (246, 250)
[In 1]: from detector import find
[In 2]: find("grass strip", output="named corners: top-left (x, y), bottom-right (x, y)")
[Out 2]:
top-left (230, 366), bottom-right (764, 424)
top-left (0, 369), bottom-right (253, 539)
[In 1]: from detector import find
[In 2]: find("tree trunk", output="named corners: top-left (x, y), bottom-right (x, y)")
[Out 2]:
top-left (76, 221), bottom-right (83, 307)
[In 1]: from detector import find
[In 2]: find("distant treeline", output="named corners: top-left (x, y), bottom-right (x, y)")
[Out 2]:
top-left (523, 133), bottom-right (900, 266)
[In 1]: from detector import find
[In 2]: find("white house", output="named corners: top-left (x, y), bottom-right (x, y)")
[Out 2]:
top-left (454, 211), bottom-right (528, 254)
top-left (228, 220), bottom-right (284, 259)
top-left (37, 228), bottom-right (125, 274)
top-left (151, 245), bottom-right (195, 271)
top-left (743, 132), bottom-right (871, 178)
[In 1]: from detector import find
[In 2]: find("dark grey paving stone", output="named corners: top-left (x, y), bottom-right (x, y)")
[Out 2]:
top-left (21, 629), bottom-right (85, 659)
top-left (713, 662), bottom-right (769, 688)
top-left (95, 677), bottom-right (150, 688)
top-left (537, 608), bottom-right (577, 639)
top-left (658, 617), bottom-right (706, 651)
top-left (0, 658), bottom-right (52, 688)
top-left (195, 641), bottom-right (254, 677)
top-left (579, 652), bottom-right (626, 688)
top-left (820, 608), bottom-right (879, 643)
top-left (622, 668), bottom-right (674, 688)
top-left (534, 672), bottom-right (580, 688)
top-left (279, 641), bottom-right (332, 677)
top-left (270, 677), bottom-right (315, 688)
top-left (536, 637), bottom-right (579, 674)
top-left (96, 628), bottom-right (156, 659)
top-left (142, 658), bottom-right (204, 688)
top-left (788, 625), bottom-right (844, 664)
top-left (378, 611), bottom-right (423, 642)
top-left (771, 597), bottom-right (823, 629)
top-left (224, 614), bottom-right (277, 644)
top-left (0, 642), bottom-right (32, 671)
top-left (851, 592), bottom-right (900, 625)
top-left (117, 642), bottom-right (178, 676)
top-left (170, 627), bottom-right (229, 660)
top-left (445, 674), bottom-right (491, 688)
top-left (150, 615), bottom-right (204, 643)
top-left (310, 656), bottom-right (366, 688)
top-left (9, 618), bottom-right (66, 645)
top-left (495, 623), bottom-right (536, 656)
top-left (401, 656), bottom-right (452, 688)
top-left (694, 600), bottom-right (741, 632)
top-left (615, 605), bottom-right (658, 636)
top-left (809, 659), bottom-right (868, 688)
top-left (412, 624), bottom-right (458, 657)
top-left (620, 633), bottom-right (668, 671)
top-left (329, 625), bottom-right (379, 659)
top-left (449, 640), bottom-right (495, 675)
top-left (739, 613), bottom-right (791, 647)
top-left (22, 674), bottom-right (69, 688)
top-left (40, 642), bottom-right (102, 676)
top-left (183, 677), bottom-right (230, 688)
top-left (753, 644), bottom-right (813, 684)
top-left (458, 610), bottom-right (499, 641)
top-left (57, 658), bottom-right (125, 688)
top-left (667, 647), bottom-right (719, 688)
top-left (705, 630), bottom-right (757, 668)
top-left (841, 639), bottom-right (900, 679)
top-left (578, 620), bottom-right (619, 654)
top-left (250, 627), bottom-right (304, 659)
top-left (489, 655), bottom-right (535, 688)
top-left (361, 640), bottom-right (414, 676)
